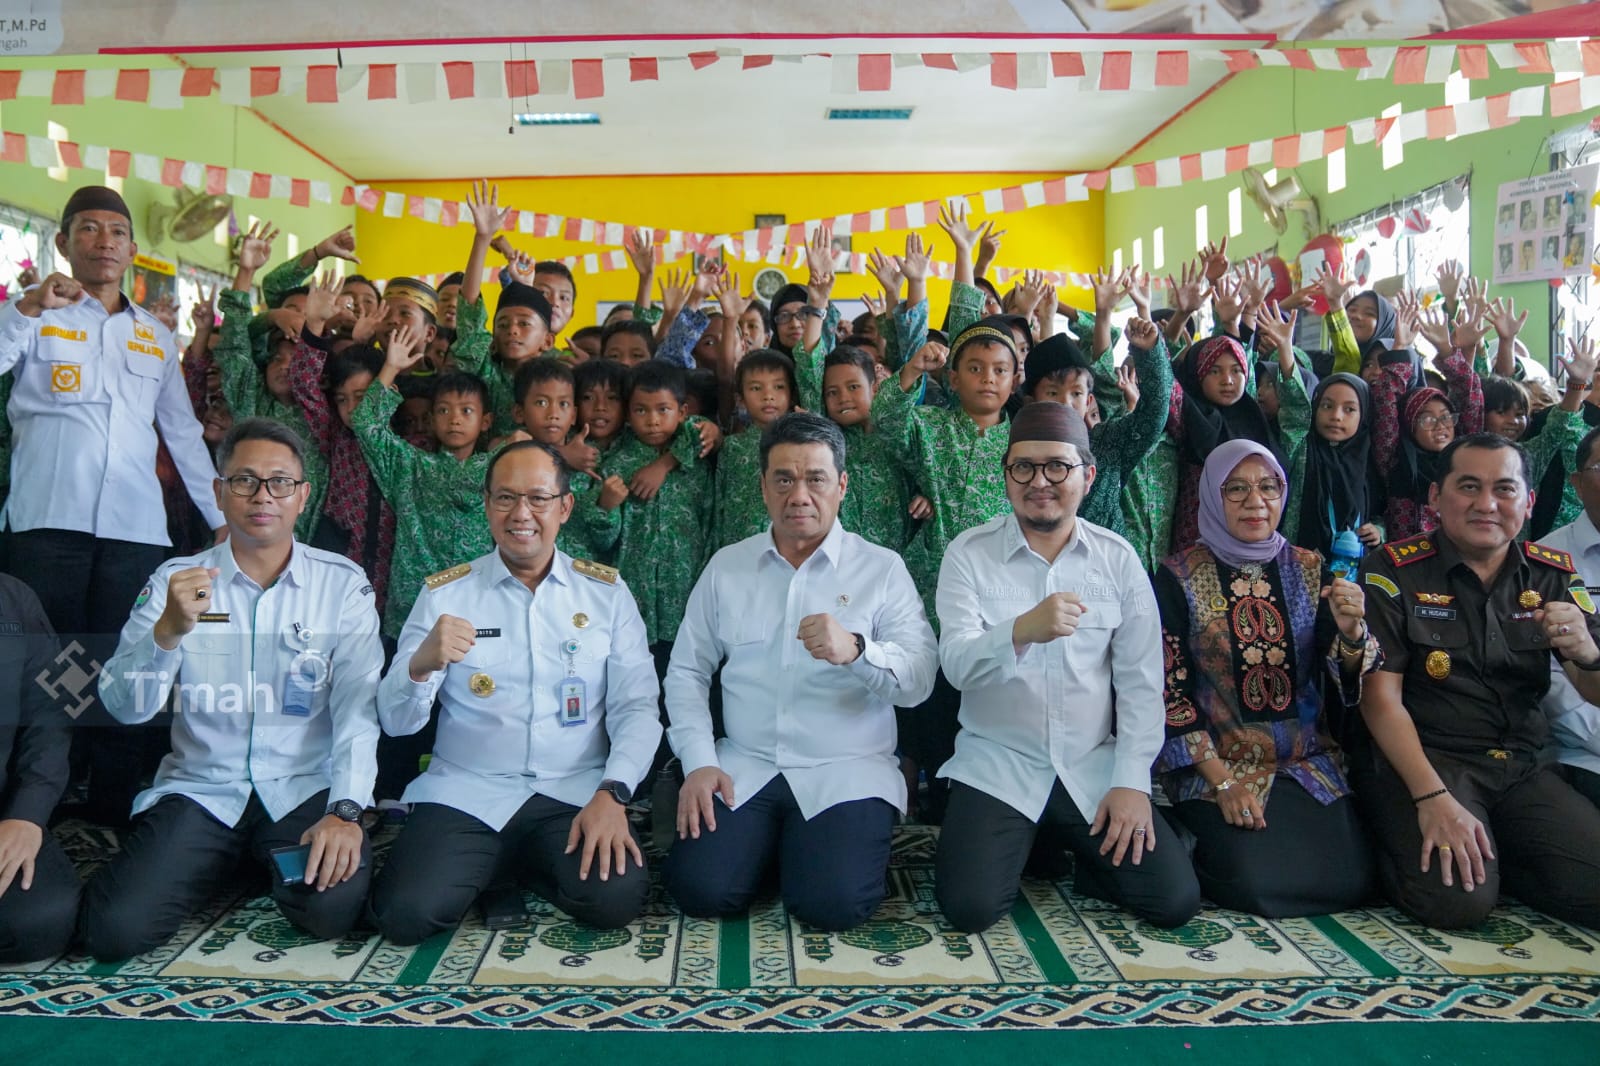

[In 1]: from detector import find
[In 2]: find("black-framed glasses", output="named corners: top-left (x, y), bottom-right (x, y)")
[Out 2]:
top-left (772, 310), bottom-right (803, 325)
top-left (1415, 412), bottom-right (1461, 430)
top-left (221, 474), bottom-right (306, 499)
top-left (488, 490), bottom-right (566, 513)
top-left (1220, 478), bottom-right (1286, 503)
top-left (1005, 459), bottom-right (1085, 485)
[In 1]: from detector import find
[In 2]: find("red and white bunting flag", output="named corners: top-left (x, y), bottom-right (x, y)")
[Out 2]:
top-left (114, 68), bottom-right (149, 102)
top-left (52, 69), bottom-right (84, 105)
top-left (1051, 52), bottom-right (1085, 78)
top-left (369, 64), bottom-right (398, 99)
top-left (1336, 47), bottom-right (1370, 69)
top-left (860, 54), bottom-right (892, 91)
top-left (573, 59), bottom-right (604, 99)
top-left (1515, 41), bottom-right (1554, 74)
top-left (180, 67), bottom-right (214, 98)
top-left (306, 65), bottom-right (338, 103)
top-left (1155, 51), bottom-right (1189, 87)
top-left (990, 53), bottom-right (1018, 90)
top-left (1458, 45), bottom-right (1489, 79)
top-left (1099, 52), bottom-right (1131, 90)
top-left (505, 60), bottom-right (538, 97)
top-left (442, 61), bottom-right (474, 100)
top-left (630, 57), bottom-right (659, 81)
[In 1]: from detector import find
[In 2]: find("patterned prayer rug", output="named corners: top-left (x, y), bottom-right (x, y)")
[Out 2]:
top-left (1, 821), bottom-right (1597, 1031)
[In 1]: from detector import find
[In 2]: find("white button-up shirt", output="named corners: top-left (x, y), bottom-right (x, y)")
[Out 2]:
top-left (936, 513), bottom-right (1164, 822)
top-left (99, 541), bottom-right (383, 825)
top-left (665, 521), bottom-right (938, 818)
top-left (0, 291), bottom-right (223, 543)
top-left (379, 549), bottom-right (662, 831)
top-left (1538, 511), bottom-right (1600, 776)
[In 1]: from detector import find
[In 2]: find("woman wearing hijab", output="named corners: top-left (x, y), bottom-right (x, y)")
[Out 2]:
top-left (1284, 373), bottom-right (1385, 559)
top-left (1155, 440), bottom-right (1380, 917)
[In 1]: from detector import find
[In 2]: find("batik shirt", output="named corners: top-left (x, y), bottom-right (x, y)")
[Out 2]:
top-left (1156, 542), bottom-right (1379, 811)
top-left (597, 419), bottom-right (714, 645)
top-left (216, 288), bottom-right (327, 542)
top-left (556, 469), bottom-right (622, 565)
top-left (351, 383), bottom-right (492, 637)
top-left (1079, 336), bottom-right (1173, 539)
top-left (838, 422), bottom-right (917, 551)
top-left (871, 376), bottom-right (1011, 631)
top-left (713, 426), bottom-right (768, 551)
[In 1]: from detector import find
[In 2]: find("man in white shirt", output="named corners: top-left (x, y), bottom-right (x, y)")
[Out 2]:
top-left (1539, 424), bottom-right (1600, 811)
top-left (933, 402), bottom-right (1200, 933)
top-left (0, 185), bottom-right (224, 825)
top-left (82, 419), bottom-right (382, 961)
top-left (369, 441), bottom-right (661, 942)
top-left (663, 413), bottom-right (937, 930)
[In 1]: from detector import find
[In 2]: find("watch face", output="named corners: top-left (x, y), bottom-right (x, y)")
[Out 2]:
top-left (332, 799), bottom-right (363, 822)
top-left (605, 780), bottom-right (633, 804)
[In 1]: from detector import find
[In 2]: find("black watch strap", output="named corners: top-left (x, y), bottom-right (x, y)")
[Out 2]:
top-left (327, 799), bottom-right (363, 823)
top-left (852, 632), bottom-right (866, 661)
top-left (599, 779), bottom-right (633, 804)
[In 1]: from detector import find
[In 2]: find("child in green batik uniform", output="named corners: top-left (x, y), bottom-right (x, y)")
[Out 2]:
top-left (214, 225), bottom-right (327, 542)
top-left (597, 361), bottom-right (718, 651)
top-left (713, 351), bottom-right (798, 550)
top-left (821, 345), bottom-right (921, 550)
top-left (351, 301), bottom-right (492, 638)
top-left (507, 356), bottom-right (622, 562)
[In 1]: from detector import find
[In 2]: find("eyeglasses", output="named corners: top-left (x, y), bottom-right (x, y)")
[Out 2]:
top-left (1220, 478), bottom-right (1286, 503)
top-left (488, 490), bottom-right (566, 513)
top-left (1415, 413), bottom-right (1461, 430)
top-left (772, 311), bottom-right (803, 325)
top-left (221, 475), bottom-right (306, 499)
top-left (1005, 459), bottom-right (1086, 485)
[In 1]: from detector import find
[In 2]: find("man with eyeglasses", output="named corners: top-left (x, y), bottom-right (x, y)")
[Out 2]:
top-left (661, 413), bottom-right (937, 931)
top-left (932, 402), bottom-right (1200, 933)
top-left (368, 441), bottom-right (661, 942)
top-left (1542, 424), bottom-right (1600, 813)
top-left (83, 419), bottom-right (382, 960)
top-left (1357, 433), bottom-right (1600, 931)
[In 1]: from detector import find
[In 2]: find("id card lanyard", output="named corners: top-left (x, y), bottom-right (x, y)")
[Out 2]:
top-left (559, 637), bottom-right (587, 726)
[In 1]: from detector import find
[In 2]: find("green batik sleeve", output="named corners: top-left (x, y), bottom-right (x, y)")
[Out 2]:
top-left (876, 310), bottom-right (901, 371)
top-left (216, 288), bottom-right (263, 419)
top-left (1327, 309), bottom-right (1361, 376)
top-left (1073, 308), bottom-right (1121, 356)
top-left (260, 256), bottom-right (316, 313)
top-left (791, 304), bottom-right (840, 413)
top-left (888, 299), bottom-right (929, 373)
top-left (632, 304), bottom-right (663, 327)
top-left (669, 416), bottom-right (708, 470)
top-left (1095, 337), bottom-right (1173, 477)
top-left (1522, 405), bottom-right (1581, 483)
top-left (350, 383), bottom-right (419, 504)
top-left (947, 281), bottom-right (986, 338)
top-left (869, 370), bottom-right (923, 470)
top-left (448, 294), bottom-right (491, 376)
top-left (573, 477), bottom-right (622, 554)
top-left (1276, 355), bottom-right (1313, 461)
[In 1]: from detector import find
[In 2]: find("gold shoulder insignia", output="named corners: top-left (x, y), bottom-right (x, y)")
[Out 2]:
top-left (573, 558), bottom-right (619, 585)
top-left (1384, 536), bottom-right (1436, 568)
top-left (1525, 541), bottom-right (1576, 573)
top-left (424, 562), bottom-right (473, 589)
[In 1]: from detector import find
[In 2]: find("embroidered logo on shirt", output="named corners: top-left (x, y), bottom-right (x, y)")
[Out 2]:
top-left (1414, 592), bottom-right (1455, 605)
top-left (40, 325), bottom-right (87, 342)
top-left (126, 337), bottom-right (164, 358)
top-left (1364, 573), bottom-right (1400, 598)
top-left (134, 323), bottom-right (157, 343)
top-left (50, 364), bottom-right (81, 393)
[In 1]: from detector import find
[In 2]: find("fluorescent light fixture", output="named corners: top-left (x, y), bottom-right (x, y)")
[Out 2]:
top-left (826, 108), bottom-right (914, 120)
top-left (514, 112), bottom-right (600, 126)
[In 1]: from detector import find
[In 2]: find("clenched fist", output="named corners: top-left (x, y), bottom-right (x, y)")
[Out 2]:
top-left (16, 273), bottom-right (85, 317)
top-left (152, 567), bottom-right (223, 651)
top-left (409, 614), bottom-right (477, 681)
top-left (1012, 591), bottom-right (1089, 649)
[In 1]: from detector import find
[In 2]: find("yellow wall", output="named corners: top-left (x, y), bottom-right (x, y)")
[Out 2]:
top-left (354, 174), bottom-right (1104, 332)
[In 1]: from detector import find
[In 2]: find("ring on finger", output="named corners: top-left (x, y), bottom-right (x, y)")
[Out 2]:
top-left (195, 588), bottom-right (208, 600)
top-left (1560, 623), bottom-right (1571, 635)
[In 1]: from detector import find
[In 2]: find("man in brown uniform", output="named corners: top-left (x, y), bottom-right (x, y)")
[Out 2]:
top-left (1358, 434), bottom-right (1600, 929)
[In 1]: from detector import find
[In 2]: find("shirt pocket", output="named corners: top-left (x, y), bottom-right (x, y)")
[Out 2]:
top-left (279, 625), bottom-right (335, 717)
top-left (35, 333), bottom-right (93, 405)
top-left (122, 341), bottom-right (165, 408)
top-left (717, 611), bottom-right (770, 647)
top-left (1405, 613), bottom-right (1469, 650)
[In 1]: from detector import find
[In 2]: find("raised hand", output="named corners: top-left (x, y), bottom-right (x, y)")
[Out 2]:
top-left (466, 179), bottom-right (509, 237)
top-left (506, 250), bottom-right (537, 287)
top-left (912, 339), bottom-right (948, 374)
top-left (190, 284), bottom-right (218, 332)
top-left (866, 247), bottom-right (904, 297)
top-left (1392, 289), bottom-right (1420, 350)
top-left (689, 258), bottom-right (724, 309)
top-left (384, 322), bottom-right (427, 372)
top-left (1560, 335), bottom-right (1599, 388)
top-left (350, 302), bottom-right (387, 345)
top-left (1416, 304), bottom-right (1452, 355)
top-left (409, 614), bottom-right (476, 680)
top-left (1168, 258), bottom-right (1212, 317)
top-left (1125, 265), bottom-right (1152, 318)
top-left (1450, 303), bottom-right (1491, 353)
top-left (1255, 301), bottom-right (1298, 358)
top-left (1200, 236), bottom-right (1230, 283)
top-left (805, 226), bottom-right (836, 297)
top-left (1124, 315), bottom-right (1159, 351)
top-left (1090, 267), bottom-right (1124, 314)
top-left (1212, 273), bottom-right (1244, 329)
top-left (303, 271), bottom-right (341, 333)
top-left (625, 227), bottom-right (656, 277)
top-left (150, 293), bottom-right (180, 332)
top-left (313, 225), bottom-right (360, 265)
top-left (152, 566), bottom-right (224, 650)
top-left (658, 268), bottom-right (693, 319)
top-left (1487, 295), bottom-right (1527, 342)
top-left (898, 232), bottom-right (933, 282)
top-left (976, 220), bottom-right (1007, 274)
top-left (1435, 258), bottom-right (1464, 304)
top-left (936, 202), bottom-right (980, 253)
top-left (1115, 361), bottom-right (1140, 411)
top-left (861, 290), bottom-right (889, 319)
top-left (236, 220), bottom-right (279, 272)
top-left (716, 270), bottom-right (753, 320)
top-left (1314, 264), bottom-right (1354, 311)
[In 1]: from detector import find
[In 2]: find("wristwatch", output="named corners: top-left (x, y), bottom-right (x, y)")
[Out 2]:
top-left (327, 798), bottom-right (363, 823)
top-left (851, 632), bottom-right (866, 663)
top-left (799, 305), bottom-right (826, 320)
top-left (598, 779), bottom-right (633, 805)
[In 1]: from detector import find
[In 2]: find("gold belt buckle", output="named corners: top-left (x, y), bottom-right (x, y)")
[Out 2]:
top-left (1486, 748), bottom-right (1511, 760)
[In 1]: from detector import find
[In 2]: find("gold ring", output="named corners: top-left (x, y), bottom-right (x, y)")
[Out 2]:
top-left (1438, 844), bottom-right (1453, 852)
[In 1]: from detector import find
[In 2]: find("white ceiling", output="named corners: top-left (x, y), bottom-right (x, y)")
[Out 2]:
top-left (194, 39), bottom-right (1235, 180)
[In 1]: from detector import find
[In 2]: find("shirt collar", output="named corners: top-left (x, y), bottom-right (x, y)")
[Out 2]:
top-left (1434, 530), bottom-right (1526, 587)
top-left (484, 546), bottom-right (571, 590)
top-left (215, 539), bottom-right (307, 591)
top-left (1003, 512), bottom-right (1089, 562)
top-left (1571, 511), bottom-right (1600, 558)
top-left (758, 518), bottom-right (845, 572)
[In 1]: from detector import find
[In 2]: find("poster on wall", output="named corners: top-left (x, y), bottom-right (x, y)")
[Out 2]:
top-left (1492, 164), bottom-right (1597, 286)
top-left (129, 252), bottom-right (176, 312)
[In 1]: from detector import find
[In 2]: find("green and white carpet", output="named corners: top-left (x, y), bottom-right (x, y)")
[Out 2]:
top-left (1, 821), bottom-right (1597, 1032)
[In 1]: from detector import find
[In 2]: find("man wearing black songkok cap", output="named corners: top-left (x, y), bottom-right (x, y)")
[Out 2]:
top-left (0, 186), bottom-right (225, 825)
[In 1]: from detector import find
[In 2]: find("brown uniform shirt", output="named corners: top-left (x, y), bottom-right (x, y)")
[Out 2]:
top-left (1359, 531), bottom-right (1600, 757)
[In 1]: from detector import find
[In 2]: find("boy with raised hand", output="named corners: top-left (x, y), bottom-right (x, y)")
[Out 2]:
top-left (214, 220), bottom-right (329, 542)
top-left (351, 318), bottom-right (493, 640)
top-left (872, 317), bottom-right (1020, 821)
top-left (598, 361), bottom-right (720, 673)
top-left (452, 182), bottom-right (554, 437)
top-left (508, 356), bottom-right (622, 564)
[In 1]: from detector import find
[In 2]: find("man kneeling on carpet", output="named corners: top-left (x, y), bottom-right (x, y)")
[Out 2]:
top-left (662, 413), bottom-right (938, 930)
top-left (368, 441), bottom-right (661, 942)
top-left (82, 419), bottom-right (383, 961)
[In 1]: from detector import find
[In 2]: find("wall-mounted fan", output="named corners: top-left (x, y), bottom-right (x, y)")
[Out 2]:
top-left (147, 187), bottom-right (234, 245)
top-left (1240, 167), bottom-right (1320, 236)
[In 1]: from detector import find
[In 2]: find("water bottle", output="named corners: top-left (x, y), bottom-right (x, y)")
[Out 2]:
top-left (1329, 527), bottom-right (1363, 583)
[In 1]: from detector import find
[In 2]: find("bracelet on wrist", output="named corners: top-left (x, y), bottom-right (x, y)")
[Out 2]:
top-left (1412, 787), bottom-right (1450, 805)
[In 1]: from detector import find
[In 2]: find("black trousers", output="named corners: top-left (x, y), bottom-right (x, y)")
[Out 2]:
top-left (895, 669), bottom-right (961, 824)
top-left (663, 775), bottom-right (896, 931)
top-left (1356, 750), bottom-right (1600, 930)
top-left (1173, 779), bottom-right (1377, 918)
top-left (1561, 763), bottom-right (1600, 811)
top-left (369, 795), bottom-right (648, 945)
top-left (7, 529), bottom-right (168, 826)
top-left (79, 789), bottom-right (370, 961)
top-left (935, 779), bottom-right (1201, 934)
top-left (0, 830), bottom-right (82, 964)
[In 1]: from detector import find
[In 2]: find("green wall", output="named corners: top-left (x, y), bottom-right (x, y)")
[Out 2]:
top-left (0, 55), bottom-right (354, 283)
top-left (1104, 63), bottom-right (1595, 358)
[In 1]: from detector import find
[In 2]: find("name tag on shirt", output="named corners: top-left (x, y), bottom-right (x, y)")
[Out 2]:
top-left (559, 678), bottom-right (587, 726)
top-left (1412, 605), bottom-right (1457, 622)
top-left (198, 612), bottom-right (230, 624)
top-left (282, 672), bottom-right (315, 718)
top-left (475, 628), bottom-right (501, 638)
